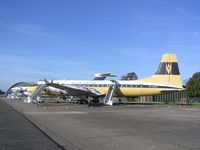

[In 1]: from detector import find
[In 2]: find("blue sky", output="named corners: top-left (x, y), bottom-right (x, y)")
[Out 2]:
top-left (0, 0), bottom-right (200, 90)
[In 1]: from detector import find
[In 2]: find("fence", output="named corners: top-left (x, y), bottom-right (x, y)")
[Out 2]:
top-left (153, 91), bottom-right (187, 103)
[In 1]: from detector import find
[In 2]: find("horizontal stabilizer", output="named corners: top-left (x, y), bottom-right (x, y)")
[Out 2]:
top-left (93, 73), bottom-right (116, 80)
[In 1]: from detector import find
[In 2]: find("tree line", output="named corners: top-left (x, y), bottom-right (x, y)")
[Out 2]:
top-left (186, 72), bottom-right (200, 98)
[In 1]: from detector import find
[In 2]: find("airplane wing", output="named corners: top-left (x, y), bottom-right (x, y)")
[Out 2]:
top-left (46, 83), bottom-right (103, 97)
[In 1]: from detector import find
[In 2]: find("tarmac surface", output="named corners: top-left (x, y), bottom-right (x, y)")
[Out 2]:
top-left (1, 98), bottom-right (200, 150)
top-left (0, 98), bottom-right (64, 150)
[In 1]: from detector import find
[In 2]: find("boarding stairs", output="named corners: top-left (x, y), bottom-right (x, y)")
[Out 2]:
top-left (103, 81), bottom-right (117, 106)
top-left (12, 89), bottom-right (21, 99)
top-left (27, 84), bottom-right (47, 103)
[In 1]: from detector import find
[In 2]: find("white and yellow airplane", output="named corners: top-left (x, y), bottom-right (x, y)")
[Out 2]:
top-left (22, 53), bottom-right (184, 105)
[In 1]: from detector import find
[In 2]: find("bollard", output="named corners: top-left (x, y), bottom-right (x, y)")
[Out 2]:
top-left (34, 104), bottom-right (37, 108)
top-left (44, 103), bottom-right (47, 110)
top-left (65, 102), bottom-right (69, 110)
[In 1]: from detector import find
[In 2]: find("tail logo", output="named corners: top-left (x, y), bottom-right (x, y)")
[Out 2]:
top-left (166, 63), bottom-right (172, 74)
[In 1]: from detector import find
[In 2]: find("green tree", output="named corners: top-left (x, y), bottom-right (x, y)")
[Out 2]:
top-left (186, 72), bottom-right (200, 97)
top-left (121, 72), bottom-right (138, 80)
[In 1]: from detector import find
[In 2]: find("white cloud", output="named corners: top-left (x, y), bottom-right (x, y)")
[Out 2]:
top-left (8, 23), bottom-right (61, 38)
top-left (160, 0), bottom-right (200, 20)
top-left (0, 53), bottom-right (94, 79)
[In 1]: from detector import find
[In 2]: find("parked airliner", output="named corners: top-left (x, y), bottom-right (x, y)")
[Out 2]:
top-left (6, 53), bottom-right (184, 105)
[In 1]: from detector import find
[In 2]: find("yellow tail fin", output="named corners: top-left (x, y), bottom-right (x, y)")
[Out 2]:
top-left (140, 54), bottom-right (183, 88)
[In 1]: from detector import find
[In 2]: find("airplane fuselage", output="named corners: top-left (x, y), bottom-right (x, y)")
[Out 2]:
top-left (35, 80), bottom-right (180, 97)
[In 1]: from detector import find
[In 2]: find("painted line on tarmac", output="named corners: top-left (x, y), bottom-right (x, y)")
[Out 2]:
top-left (184, 109), bottom-right (200, 111)
top-left (24, 111), bottom-right (88, 115)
